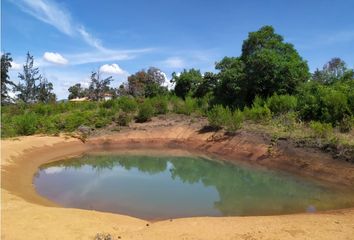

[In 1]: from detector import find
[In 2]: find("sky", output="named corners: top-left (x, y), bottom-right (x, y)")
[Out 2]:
top-left (2, 0), bottom-right (354, 100)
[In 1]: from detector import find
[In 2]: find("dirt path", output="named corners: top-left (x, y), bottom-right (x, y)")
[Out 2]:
top-left (2, 118), bottom-right (354, 240)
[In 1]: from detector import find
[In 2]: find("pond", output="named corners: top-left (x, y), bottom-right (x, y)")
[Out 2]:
top-left (34, 153), bottom-right (354, 220)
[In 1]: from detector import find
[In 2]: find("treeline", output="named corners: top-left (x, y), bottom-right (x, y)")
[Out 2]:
top-left (1, 25), bottom-right (354, 138)
top-left (1, 52), bottom-right (56, 104)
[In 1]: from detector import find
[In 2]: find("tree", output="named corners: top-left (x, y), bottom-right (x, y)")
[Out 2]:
top-left (68, 83), bottom-right (88, 99)
top-left (313, 58), bottom-right (350, 84)
top-left (241, 25), bottom-right (310, 104)
top-left (171, 69), bottom-right (203, 99)
top-left (37, 77), bottom-right (56, 103)
top-left (127, 67), bottom-right (167, 97)
top-left (193, 72), bottom-right (217, 98)
top-left (1, 52), bottom-right (16, 104)
top-left (117, 83), bottom-right (128, 97)
top-left (145, 67), bottom-right (167, 97)
top-left (16, 52), bottom-right (42, 103)
top-left (88, 71), bottom-right (113, 101)
top-left (214, 57), bottom-right (246, 107)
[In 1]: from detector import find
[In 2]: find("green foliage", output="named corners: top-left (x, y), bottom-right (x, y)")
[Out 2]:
top-left (114, 111), bottom-right (132, 126)
top-left (13, 113), bottom-right (38, 135)
top-left (117, 97), bottom-right (138, 113)
top-left (136, 101), bottom-right (154, 122)
top-left (101, 99), bottom-right (116, 109)
top-left (297, 81), bottom-right (350, 125)
top-left (244, 104), bottom-right (272, 123)
top-left (267, 94), bottom-right (297, 114)
top-left (172, 69), bottom-right (203, 99)
top-left (208, 105), bottom-right (230, 129)
top-left (309, 121), bottom-right (333, 138)
top-left (149, 96), bottom-right (168, 114)
top-left (241, 26), bottom-right (310, 103)
top-left (226, 110), bottom-right (244, 132)
top-left (214, 57), bottom-right (246, 107)
top-left (207, 105), bottom-right (243, 131)
top-left (1, 52), bottom-right (16, 105)
top-left (338, 115), bottom-right (353, 133)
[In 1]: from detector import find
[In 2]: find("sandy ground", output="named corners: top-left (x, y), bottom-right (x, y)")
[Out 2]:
top-left (1, 118), bottom-right (354, 239)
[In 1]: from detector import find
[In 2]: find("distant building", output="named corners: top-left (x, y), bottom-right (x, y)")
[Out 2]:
top-left (103, 93), bottom-right (113, 101)
top-left (69, 97), bottom-right (89, 102)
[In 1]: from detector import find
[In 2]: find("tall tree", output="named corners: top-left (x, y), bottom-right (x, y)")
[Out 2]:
top-left (68, 83), bottom-right (88, 99)
top-left (16, 52), bottom-right (42, 103)
top-left (214, 57), bottom-right (246, 107)
top-left (313, 58), bottom-right (349, 84)
top-left (171, 69), bottom-right (203, 99)
top-left (241, 25), bottom-right (310, 104)
top-left (37, 77), bottom-right (56, 103)
top-left (1, 53), bottom-right (16, 104)
top-left (127, 67), bottom-right (167, 97)
top-left (88, 71), bottom-right (113, 101)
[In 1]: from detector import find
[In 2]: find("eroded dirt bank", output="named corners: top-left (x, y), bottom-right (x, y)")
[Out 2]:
top-left (2, 116), bottom-right (354, 239)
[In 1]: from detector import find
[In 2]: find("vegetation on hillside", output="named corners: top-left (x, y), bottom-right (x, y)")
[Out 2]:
top-left (1, 25), bottom-right (353, 160)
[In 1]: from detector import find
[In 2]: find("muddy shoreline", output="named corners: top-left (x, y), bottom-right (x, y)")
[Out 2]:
top-left (2, 118), bottom-right (354, 239)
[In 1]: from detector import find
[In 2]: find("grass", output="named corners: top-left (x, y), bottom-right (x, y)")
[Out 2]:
top-left (1, 95), bottom-right (353, 161)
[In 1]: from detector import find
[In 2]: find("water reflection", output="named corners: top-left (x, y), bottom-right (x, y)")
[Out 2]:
top-left (35, 154), bottom-right (354, 219)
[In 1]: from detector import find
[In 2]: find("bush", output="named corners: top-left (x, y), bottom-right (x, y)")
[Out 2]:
top-left (207, 105), bottom-right (231, 128)
top-left (226, 110), bottom-right (244, 132)
top-left (117, 97), bottom-right (138, 113)
top-left (297, 82), bottom-right (350, 125)
top-left (244, 105), bottom-right (272, 123)
top-left (339, 115), bottom-right (353, 133)
top-left (63, 113), bottom-right (86, 131)
top-left (150, 96), bottom-right (168, 115)
top-left (114, 111), bottom-right (132, 126)
top-left (309, 121), bottom-right (333, 138)
top-left (184, 97), bottom-right (198, 115)
top-left (101, 99), bottom-right (115, 109)
top-left (136, 101), bottom-right (154, 122)
top-left (267, 94), bottom-right (297, 114)
top-left (13, 113), bottom-right (38, 135)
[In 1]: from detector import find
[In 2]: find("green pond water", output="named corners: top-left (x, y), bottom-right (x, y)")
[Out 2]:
top-left (34, 153), bottom-right (354, 220)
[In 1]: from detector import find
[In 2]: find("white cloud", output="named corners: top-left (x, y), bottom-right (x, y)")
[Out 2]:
top-left (162, 57), bottom-right (185, 68)
top-left (43, 52), bottom-right (68, 65)
top-left (160, 71), bottom-right (175, 90)
top-left (67, 48), bottom-right (153, 65)
top-left (99, 63), bottom-right (127, 75)
top-left (77, 25), bottom-right (105, 51)
top-left (10, 0), bottom-right (155, 64)
top-left (10, 61), bottom-right (22, 70)
top-left (12, 0), bottom-right (74, 36)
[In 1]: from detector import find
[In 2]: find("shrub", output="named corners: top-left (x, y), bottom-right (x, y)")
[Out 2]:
top-left (297, 82), bottom-right (350, 125)
top-left (244, 105), bottom-right (272, 123)
top-left (150, 96), bottom-right (168, 115)
top-left (226, 110), bottom-right (243, 132)
top-left (267, 94), bottom-right (297, 114)
top-left (117, 97), bottom-right (138, 113)
top-left (32, 103), bottom-right (53, 115)
top-left (274, 112), bottom-right (298, 133)
top-left (207, 105), bottom-right (231, 128)
top-left (114, 111), bottom-right (132, 126)
top-left (309, 121), bottom-right (333, 138)
top-left (101, 99), bottom-right (115, 109)
top-left (13, 113), bottom-right (38, 135)
top-left (136, 101), bottom-right (154, 122)
top-left (63, 112), bottom-right (88, 131)
top-left (339, 115), bottom-right (353, 133)
top-left (183, 97), bottom-right (198, 115)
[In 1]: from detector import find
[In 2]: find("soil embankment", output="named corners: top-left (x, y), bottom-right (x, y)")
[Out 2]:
top-left (2, 116), bottom-right (354, 239)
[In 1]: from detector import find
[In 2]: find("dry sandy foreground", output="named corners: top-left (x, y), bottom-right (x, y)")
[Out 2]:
top-left (1, 119), bottom-right (354, 240)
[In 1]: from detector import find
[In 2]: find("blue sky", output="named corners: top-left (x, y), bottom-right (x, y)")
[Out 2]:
top-left (2, 0), bottom-right (354, 99)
